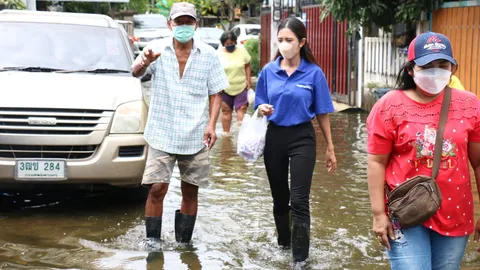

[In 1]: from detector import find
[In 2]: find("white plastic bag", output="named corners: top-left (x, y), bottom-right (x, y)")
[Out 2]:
top-left (237, 109), bottom-right (268, 162)
top-left (247, 88), bottom-right (255, 104)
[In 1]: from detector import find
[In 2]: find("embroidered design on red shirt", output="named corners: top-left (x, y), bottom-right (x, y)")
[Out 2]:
top-left (411, 127), bottom-right (457, 170)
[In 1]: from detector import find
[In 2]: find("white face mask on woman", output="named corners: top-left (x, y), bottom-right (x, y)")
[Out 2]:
top-left (278, 41), bottom-right (300, 60)
top-left (413, 68), bottom-right (452, 95)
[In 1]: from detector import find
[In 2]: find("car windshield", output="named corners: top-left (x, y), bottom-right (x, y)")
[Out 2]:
top-left (246, 28), bottom-right (260, 36)
top-left (195, 28), bottom-right (223, 40)
top-left (134, 15), bottom-right (168, 29)
top-left (0, 22), bottom-right (131, 71)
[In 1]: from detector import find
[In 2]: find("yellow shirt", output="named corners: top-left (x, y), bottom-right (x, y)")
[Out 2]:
top-left (218, 47), bottom-right (251, 96)
top-left (449, 75), bottom-right (465, 90)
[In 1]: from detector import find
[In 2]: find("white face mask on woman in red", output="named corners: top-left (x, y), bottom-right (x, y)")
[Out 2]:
top-left (413, 68), bottom-right (452, 95)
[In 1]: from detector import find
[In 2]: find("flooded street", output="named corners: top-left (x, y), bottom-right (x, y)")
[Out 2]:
top-left (0, 112), bottom-right (479, 269)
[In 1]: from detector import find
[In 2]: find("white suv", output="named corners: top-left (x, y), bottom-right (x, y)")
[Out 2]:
top-left (230, 24), bottom-right (261, 45)
top-left (0, 10), bottom-right (148, 190)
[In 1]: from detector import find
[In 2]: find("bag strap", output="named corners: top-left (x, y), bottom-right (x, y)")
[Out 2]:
top-left (431, 87), bottom-right (452, 181)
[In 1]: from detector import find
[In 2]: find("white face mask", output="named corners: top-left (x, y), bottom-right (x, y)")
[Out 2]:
top-left (413, 68), bottom-right (452, 95)
top-left (278, 41), bottom-right (299, 60)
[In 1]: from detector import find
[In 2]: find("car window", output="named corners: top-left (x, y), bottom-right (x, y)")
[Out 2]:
top-left (118, 25), bottom-right (135, 56)
top-left (133, 15), bottom-right (168, 29)
top-left (0, 22), bottom-right (131, 71)
top-left (232, 27), bottom-right (241, 37)
top-left (245, 28), bottom-right (260, 36)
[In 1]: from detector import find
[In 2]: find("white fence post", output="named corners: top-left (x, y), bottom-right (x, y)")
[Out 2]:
top-left (362, 29), bottom-right (409, 90)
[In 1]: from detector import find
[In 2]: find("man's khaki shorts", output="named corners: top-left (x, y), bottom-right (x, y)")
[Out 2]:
top-left (142, 146), bottom-right (210, 187)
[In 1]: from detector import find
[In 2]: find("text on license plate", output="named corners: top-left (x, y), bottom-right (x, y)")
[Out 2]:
top-left (16, 160), bottom-right (66, 180)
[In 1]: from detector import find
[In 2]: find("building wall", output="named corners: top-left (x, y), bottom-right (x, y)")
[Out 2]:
top-left (432, 4), bottom-right (480, 96)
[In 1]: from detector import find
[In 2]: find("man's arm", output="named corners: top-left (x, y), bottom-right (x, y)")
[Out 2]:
top-left (131, 48), bottom-right (160, 78)
top-left (131, 52), bottom-right (148, 78)
top-left (204, 52), bottom-right (230, 148)
top-left (208, 93), bottom-right (222, 127)
top-left (203, 92), bottom-right (222, 148)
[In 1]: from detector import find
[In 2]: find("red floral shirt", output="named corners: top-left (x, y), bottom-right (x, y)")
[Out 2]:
top-left (367, 89), bottom-right (480, 236)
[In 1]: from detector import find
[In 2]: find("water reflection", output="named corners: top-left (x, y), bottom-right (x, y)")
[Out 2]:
top-left (146, 251), bottom-right (164, 269)
top-left (0, 112), bottom-right (478, 269)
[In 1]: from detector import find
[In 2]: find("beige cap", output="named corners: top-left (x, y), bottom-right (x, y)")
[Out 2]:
top-left (169, 2), bottom-right (197, 21)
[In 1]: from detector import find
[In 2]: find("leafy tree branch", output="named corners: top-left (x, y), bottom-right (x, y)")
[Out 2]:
top-left (318, 0), bottom-right (443, 36)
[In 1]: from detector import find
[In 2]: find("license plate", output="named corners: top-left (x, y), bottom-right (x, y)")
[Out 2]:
top-left (15, 160), bottom-right (67, 181)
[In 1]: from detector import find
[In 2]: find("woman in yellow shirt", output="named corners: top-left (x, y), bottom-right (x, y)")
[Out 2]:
top-left (218, 31), bottom-right (252, 136)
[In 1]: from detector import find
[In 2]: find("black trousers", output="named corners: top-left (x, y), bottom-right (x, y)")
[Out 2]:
top-left (263, 121), bottom-right (316, 224)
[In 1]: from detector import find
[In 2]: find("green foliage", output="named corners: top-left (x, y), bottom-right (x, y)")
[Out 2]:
top-left (319, 0), bottom-right (443, 37)
top-left (155, 0), bottom-right (219, 17)
top-left (64, 0), bottom-right (150, 15)
top-left (244, 38), bottom-right (260, 76)
top-left (0, 0), bottom-right (26, 9)
top-left (365, 82), bottom-right (381, 89)
top-left (123, 0), bottom-right (150, 14)
top-left (63, 2), bottom-right (103, 14)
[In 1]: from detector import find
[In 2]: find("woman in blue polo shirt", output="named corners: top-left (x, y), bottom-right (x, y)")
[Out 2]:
top-left (254, 17), bottom-right (337, 263)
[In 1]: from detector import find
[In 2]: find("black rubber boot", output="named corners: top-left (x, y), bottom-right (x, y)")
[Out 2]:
top-left (175, 210), bottom-right (197, 243)
top-left (145, 216), bottom-right (162, 239)
top-left (274, 211), bottom-right (291, 248)
top-left (292, 223), bottom-right (310, 263)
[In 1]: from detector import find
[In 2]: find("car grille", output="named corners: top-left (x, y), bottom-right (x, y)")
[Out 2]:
top-left (119, 146), bottom-right (144, 157)
top-left (0, 108), bottom-right (111, 135)
top-left (0, 145), bottom-right (98, 159)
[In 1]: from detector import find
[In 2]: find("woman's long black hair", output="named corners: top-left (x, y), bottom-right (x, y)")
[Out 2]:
top-left (395, 61), bottom-right (416, 90)
top-left (274, 17), bottom-right (321, 67)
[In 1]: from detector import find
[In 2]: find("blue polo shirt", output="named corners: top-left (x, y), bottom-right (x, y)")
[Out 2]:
top-left (254, 57), bottom-right (335, 127)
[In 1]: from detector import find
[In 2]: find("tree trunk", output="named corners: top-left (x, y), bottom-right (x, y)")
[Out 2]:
top-left (227, 4), bottom-right (235, 30)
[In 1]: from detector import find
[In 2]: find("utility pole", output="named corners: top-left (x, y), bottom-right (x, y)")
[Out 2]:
top-left (271, 0), bottom-right (281, 60)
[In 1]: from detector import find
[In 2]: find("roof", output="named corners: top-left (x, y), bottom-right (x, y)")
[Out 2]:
top-left (0, 10), bottom-right (117, 28)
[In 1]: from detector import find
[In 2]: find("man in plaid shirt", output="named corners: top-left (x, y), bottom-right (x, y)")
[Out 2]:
top-left (132, 2), bottom-right (229, 246)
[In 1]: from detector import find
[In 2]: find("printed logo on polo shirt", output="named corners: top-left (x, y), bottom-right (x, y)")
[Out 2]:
top-left (296, 84), bottom-right (312, 90)
top-left (409, 127), bottom-right (458, 169)
top-left (424, 35), bottom-right (446, 52)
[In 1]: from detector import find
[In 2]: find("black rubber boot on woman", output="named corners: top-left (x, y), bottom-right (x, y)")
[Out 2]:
top-left (274, 211), bottom-right (292, 248)
top-left (292, 223), bottom-right (310, 263)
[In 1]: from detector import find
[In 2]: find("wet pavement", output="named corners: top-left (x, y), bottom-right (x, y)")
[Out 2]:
top-left (0, 112), bottom-right (479, 269)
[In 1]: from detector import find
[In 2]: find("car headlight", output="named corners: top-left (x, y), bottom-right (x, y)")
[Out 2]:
top-left (110, 101), bottom-right (147, 134)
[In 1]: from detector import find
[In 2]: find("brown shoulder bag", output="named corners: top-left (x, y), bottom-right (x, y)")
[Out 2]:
top-left (386, 87), bottom-right (451, 229)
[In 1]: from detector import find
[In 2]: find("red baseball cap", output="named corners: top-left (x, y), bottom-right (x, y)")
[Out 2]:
top-left (407, 31), bottom-right (456, 66)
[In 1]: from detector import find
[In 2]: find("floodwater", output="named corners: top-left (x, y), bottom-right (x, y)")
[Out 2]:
top-left (0, 112), bottom-right (479, 269)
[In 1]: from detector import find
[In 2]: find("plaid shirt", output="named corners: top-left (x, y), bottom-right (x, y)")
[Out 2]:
top-left (140, 37), bottom-right (229, 155)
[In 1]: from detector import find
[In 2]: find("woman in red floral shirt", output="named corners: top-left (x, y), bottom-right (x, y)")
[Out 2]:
top-left (367, 32), bottom-right (480, 269)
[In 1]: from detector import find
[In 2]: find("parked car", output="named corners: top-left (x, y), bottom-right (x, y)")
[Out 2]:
top-left (230, 24), bottom-right (261, 45)
top-left (0, 10), bottom-right (148, 190)
top-left (133, 14), bottom-right (172, 51)
top-left (194, 27), bottom-right (224, 49)
top-left (116, 19), bottom-right (141, 56)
